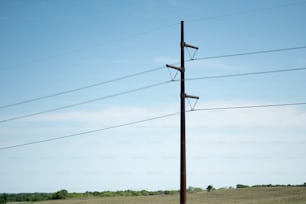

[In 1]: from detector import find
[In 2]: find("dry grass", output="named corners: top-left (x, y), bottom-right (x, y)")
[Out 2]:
top-left (9, 187), bottom-right (306, 204)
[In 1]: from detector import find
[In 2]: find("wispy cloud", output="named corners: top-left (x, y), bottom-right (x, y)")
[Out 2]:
top-left (22, 101), bottom-right (306, 129)
top-left (24, 106), bottom-right (178, 130)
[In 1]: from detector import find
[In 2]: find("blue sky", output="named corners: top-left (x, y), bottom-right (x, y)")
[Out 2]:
top-left (0, 0), bottom-right (306, 193)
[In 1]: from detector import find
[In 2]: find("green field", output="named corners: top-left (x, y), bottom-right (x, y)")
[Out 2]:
top-left (8, 187), bottom-right (306, 204)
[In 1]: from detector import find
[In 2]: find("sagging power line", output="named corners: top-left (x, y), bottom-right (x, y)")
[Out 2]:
top-left (191, 45), bottom-right (306, 61)
top-left (0, 81), bottom-right (172, 124)
top-left (183, 67), bottom-right (306, 81)
top-left (1, 101), bottom-right (305, 151)
top-left (1, 45), bottom-right (306, 110)
top-left (186, 0), bottom-right (306, 23)
top-left (1, 66), bottom-right (306, 124)
top-left (0, 66), bottom-right (165, 109)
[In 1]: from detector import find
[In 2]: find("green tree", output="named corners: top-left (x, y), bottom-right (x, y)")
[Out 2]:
top-left (187, 186), bottom-right (202, 193)
top-left (236, 184), bottom-right (249, 188)
top-left (206, 185), bottom-right (213, 192)
top-left (51, 189), bottom-right (68, 200)
top-left (0, 193), bottom-right (8, 204)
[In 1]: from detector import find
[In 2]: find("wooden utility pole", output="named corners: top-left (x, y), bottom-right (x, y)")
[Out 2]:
top-left (166, 20), bottom-right (199, 204)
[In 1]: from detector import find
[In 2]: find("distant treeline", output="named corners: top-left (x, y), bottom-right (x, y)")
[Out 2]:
top-left (1, 184), bottom-right (305, 203)
top-left (0, 189), bottom-right (69, 203)
top-left (0, 189), bottom-right (181, 203)
top-left (0, 187), bottom-right (205, 203)
top-left (236, 183), bottom-right (306, 188)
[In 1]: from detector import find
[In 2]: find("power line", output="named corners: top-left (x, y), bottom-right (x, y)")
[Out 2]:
top-left (183, 67), bottom-right (306, 81)
top-left (0, 81), bottom-right (172, 124)
top-left (0, 112), bottom-right (180, 150)
top-left (191, 45), bottom-right (306, 61)
top-left (0, 66), bottom-right (164, 109)
top-left (5, 0), bottom-right (305, 72)
top-left (193, 102), bottom-right (306, 112)
top-left (186, 0), bottom-right (306, 24)
top-left (5, 23), bottom-right (178, 71)
top-left (2, 45), bottom-right (306, 110)
top-left (1, 65), bottom-right (305, 124)
top-left (1, 102), bottom-right (305, 151)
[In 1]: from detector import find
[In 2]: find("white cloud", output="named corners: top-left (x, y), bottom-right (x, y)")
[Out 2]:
top-left (23, 101), bottom-right (306, 129)
top-left (24, 106), bottom-right (178, 130)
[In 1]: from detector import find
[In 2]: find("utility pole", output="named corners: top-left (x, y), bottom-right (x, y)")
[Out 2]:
top-left (166, 21), bottom-right (199, 204)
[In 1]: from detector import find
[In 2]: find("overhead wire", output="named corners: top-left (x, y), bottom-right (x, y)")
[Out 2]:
top-left (190, 46), bottom-right (306, 61)
top-left (0, 80), bottom-right (172, 124)
top-left (1, 45), bottom-right (306, 110)
top-left (1, 65), bottom-right (306, 124)
top-left (2, 0), bottom-right (306, 112)
top-left (183, 67), bottom-right (306, 81)
top-left (186, 0), bottom-right (306, 23)
top-left (1, 1), bottom-right (306, 151)
top-left (4, 23), bottom-right (178, 70)
top-left (193, 102), bottom-right (306, 112)
top-left (0, 66), bottom-right (165, 109)
top-left (0, 112), bottom-right (180, 150)
top-left (1, 102), bottom-right (306, 150)
top-left (5, 0), bottom-right (305, 72)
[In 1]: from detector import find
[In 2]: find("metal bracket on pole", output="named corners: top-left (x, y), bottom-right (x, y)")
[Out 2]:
top-left (184, 43), bottom-right (199, 50)
top-left (185, 94), bottom-right (199, 111)
top-left (185, 94), bottom-right (199, 100)
top-left (166, 64), bottom-right (183, 72)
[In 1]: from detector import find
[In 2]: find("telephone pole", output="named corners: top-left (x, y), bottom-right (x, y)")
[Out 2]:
top-left (166, 20), bottom-right (199, 204)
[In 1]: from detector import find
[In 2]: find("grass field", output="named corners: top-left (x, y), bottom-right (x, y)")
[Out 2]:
top-left (9, 187), bottom-right (306, 204)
